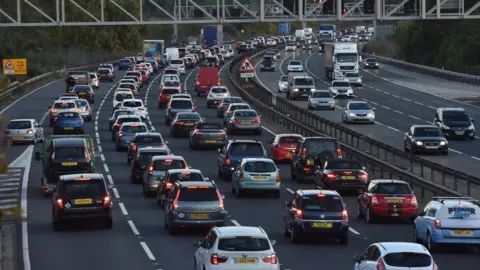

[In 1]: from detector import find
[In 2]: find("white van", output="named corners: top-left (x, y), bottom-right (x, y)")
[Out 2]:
top-left (169, 59), bottom-right (186, 75)
top-left (165, 47), bottom-right (180, 61)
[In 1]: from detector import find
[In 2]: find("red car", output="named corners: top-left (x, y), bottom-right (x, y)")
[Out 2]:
top-left (195, 67), bottom-right (219, 96)
top-left (140, 70), bottom-right (149, 84)
top-left (268, 134), bottom-right (302, 162)
top-left (158, 88), bottom-right (181, 108)
top-left (357, 179), bottom-right (418, 223)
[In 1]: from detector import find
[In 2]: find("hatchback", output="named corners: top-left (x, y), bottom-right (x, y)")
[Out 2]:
top-left (53, 111), bottom-right (84, 134)
top-left (232, 158), bottom-right (280, 197)
top-left (4, 119), bottom-right (44, 144)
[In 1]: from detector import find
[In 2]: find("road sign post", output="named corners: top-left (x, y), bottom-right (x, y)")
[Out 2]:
top-left (237, 56), bottom-right (256, 87)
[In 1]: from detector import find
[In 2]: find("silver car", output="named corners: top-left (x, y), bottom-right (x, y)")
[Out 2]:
top-left (74, 99), bottom-right (92, 121)
top-left (206, 86), bottom-right (230, 108)
top-left (4, 119), bottom-right (44, 144)
top-left (277, 75), bottom-right (288, 92)
top-left (308, 90), bottom-right (335, 110)
top-left (226, 109), bottom-right (262, 135)
top-left (342, 101), bottom-right (375, 124)
top-left (344, 72), bottom-right (363, 86)
top-left (329, 80), bottom-right (354, 98)
top-left (109, 109), bottom-right (134, 131)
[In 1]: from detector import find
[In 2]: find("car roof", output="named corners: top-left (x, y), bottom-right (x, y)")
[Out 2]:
top-left (214, 226), bottom-right (268, 238)
top-left (117, 115), bottom-right (140, 119)
top-left (297, 189), bottom-right (340, 196)
top-left (122, 99), bottom-right (142, 102)
top-left (59, 173), bottom-right (104, 181)
top-left (348, 101), bottom-right (368, 105)
top-left (234, 109), bottom-right (255, 113)
top-left (277, 133), bottom-right (302, 138)
top-left (152, 155), bottom-right (184, 161)
top-left (171, 98), bottom-right (192, 102)
top-left (138, 147), bottom-right (169, 153)
top-left (53, 137), bottom-right (86, 147)
top-left (54, 100), bottom-right (75, 104)
top-left (241, 158), bottom-right (274, 163)
top-left (375, 242), bottom-right (429, 254)
top-left (311, 90), bottom-right (330, 93)
top-left (9, 119), bottom-right (34, 122)
top-left (167, 169), bottom-right (202, 174)
top-left (370, 179), bottom-right (409, 185)
top-left (134, 132), bottom-right (162, 137)
top-left (176, 181), bottom-right (215, 188)
top-left (332, 80), bottom-right (349, 83)
top-left (438, 107), bottom-right (466, 112)
top-left (411, 124), bottom-right (437, 129)
top-left (120, 122), bottom-right (145, 127)
top-left (228, 103), bottom-right (249, 107)
top-left (228, 139), bottom-right (261, 144)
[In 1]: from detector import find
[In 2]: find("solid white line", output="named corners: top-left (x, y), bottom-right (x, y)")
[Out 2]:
top-left (393, 110), bottom-right (404, 114)
top-left (107, 175), bottom-right (113, 185)
top-left (286, 188), bottom-right (294, 194)
top-left (103, 164), bottom-right (109, 173)
top-left (471, 156), bottom-right (480, 161)
top-left (408, 115), bottom-right (421, 120)
top-left (140, 242), bottom-right (156, 261)
top-left (112, 187), bottom-right (120, 199)
top-left (128, 220), bottom-right (140, 235)
top-left (231, 220), bottom-right (241, 226)
top-left (261, 126), bottom-right (276, 136)
top-left (392, 95), bottom-right (399, 98)
top-left (387, 126), bottom-right (399, 132)
top-left (349, 228), bottom-right (360, 235)
top-left (118, 202), bottom-right (128, 215)
top-left (18, 146), bottom-right (34, 270)
top-left (450, 149), bottom-right (463, 154)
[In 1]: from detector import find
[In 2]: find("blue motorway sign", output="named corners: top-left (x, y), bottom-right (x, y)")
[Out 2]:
top-left (173, 33), bottom-right (177, 41)
top-left (279, 23), bottom-right (290, 34)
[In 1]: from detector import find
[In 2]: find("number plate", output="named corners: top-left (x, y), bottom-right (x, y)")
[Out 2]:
top-left (235, 258), bottom-right (256, 264)
top-left (12, 136), bottom-right (24, 139)
top-left (241, 120), bottom-right (251, 124)
top-left (63, 127), bottom-right (74, 130)
top-left (455, 131), bottom-right (464, 135)
top-left (79, 92), bottom-right (86, 95)
top-left (74, 198), bottom-right (92, 205)
top-left (205, 140), bottom-right (216, 143)
top-left (252, 176), bottom-right (268, 180)
top-left (312, 222), bottom-right (333, 228)
top-left (61, 162), bottom-right (78, 166)
top-left (341, 176), bottom-right (355, 180)
top-left (287, 152), bottom-right (293, 158)
top-left (188, 213), bottom-right (208, 219)
top-left (387, 199), bottom-right (403, 204)
top-left (184, 123), bottom-right (194, 126)
top-left (452, 230), bottom-right (473, 236)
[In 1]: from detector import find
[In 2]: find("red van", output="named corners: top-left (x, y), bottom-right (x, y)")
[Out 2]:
top-left (195, 67), bottom-right (219, 96)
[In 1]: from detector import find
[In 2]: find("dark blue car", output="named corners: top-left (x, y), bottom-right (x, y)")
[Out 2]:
top-left (119, 59), bottom-right (134, 70)
top-left (217, 140), bottom-right (267, 180)
top-left (53, 111), bottom-right (85, 135)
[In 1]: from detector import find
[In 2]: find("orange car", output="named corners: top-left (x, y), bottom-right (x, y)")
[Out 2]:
top-left (158, 88), bottom-right (181, 108)
top-left (268, 134), bottom-right (303, 162)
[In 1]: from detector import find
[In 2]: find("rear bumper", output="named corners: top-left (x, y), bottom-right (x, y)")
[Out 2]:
top-left (294, 220), bottom-right (349, 235)
top-left (371, 207), bottom-right (417, 217)
top-left (237, 182), bottom-right (280, 191)
top-left (56, 208), bottom-right (112, 220)
top-left (6, 134), bottom-right (36, 142)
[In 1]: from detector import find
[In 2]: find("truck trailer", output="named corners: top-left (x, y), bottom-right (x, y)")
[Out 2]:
top-left (324, 42), bottom-right (360, 80)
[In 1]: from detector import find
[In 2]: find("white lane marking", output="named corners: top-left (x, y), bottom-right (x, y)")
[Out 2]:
top-left (427, 105), bottom-right (436, 109)
top-left (118, 202), bottom-right (128, 215)
top-left (471, 156), bottom-right (480, 161)
top-left (381, 105), bottom-right (390, 110)
top-left (0, 79), bottom-right (60, 114)
top-left (403, 98), bottom-right (411, 102)
top-left (370, 101), bottom-right (378, 105)
top-left (393, 110), bottom-right (404, 114)
top-left (231, 220), bottom-right (241, 226)
top-left (450, 149), bottom-right (463, 154)
top-left (415, 101), bottom-right (424, 106)
top-left (349, 228), bottom-right (360, 235)
top-left (39, 110), bottom-right (49, 125)
top-left (184, 67), bottom-right (199, 91)
top-left (98, 145), bottom-right (103, 153)
top-left (409, 115), bottom-right (421, 120)
top-left (261, 126), bottom-right (276, 136)
top-left (374, 121), bottom-right (384, 126)
top-left (387, 126), bottom-right (399, 132)
top-left (100, 154), bottom-right (106, 161)
top-left (286, 188), bottom-right (294, 194)
top-left (392, 94), bottom-right (400, 98)
top-left (103, 164), bottom-right (110, 173)
top-left (112, 187), bottom-right (120, 199)
top-left (128, 220), bottom-right (140, 235)
top-left (140, 242), bottom-right (156, 261)
top-left (278, 52), bottom-right (294, 76)
top-left (107, 175), bottom-right (113, 185)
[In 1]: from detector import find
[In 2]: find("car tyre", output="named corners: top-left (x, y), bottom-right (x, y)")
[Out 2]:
top-left (290, 225), bottom-right (300, 243)
top-left (357, 201), bottom-right (364, 218)
top-left (104, 217), bottom-right (113, 229)
top-left (339, 233), bottom-right (349, 244)
top-left (365, 206), bottom-right (375, 223)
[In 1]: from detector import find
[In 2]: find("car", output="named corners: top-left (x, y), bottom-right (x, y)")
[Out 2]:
top-left (193, 226), bottom-right (280, 270)
top-left (434, 107), bottom-right (475, 140)
top-left (57, 93), bottom-right (78, 100)
top-left (144, 62), bottom-right (154, 74)
top-left (302, 42), bottom-right (312, 50)
top-left (155, 168), bottom-right (210, 203)
top-left (169, 59), bottom-right (186, 75)
top-left (363, 58), bottom-right (379, 69)
top-left (163, 67), bottom-right (181, 77)
top-left (73, 99), bottom-right (92, 121)
top-left (115, 122), bottom-right (148, 150)
top-left (118, 83), bottom-right (138, 95)
top-left (264, 51), bottom-right (277, 61)
top-left (98, 63), bottom-right (114, 74)
top-left (266, 38), bottom-right (277, 46)
top-left (290, 137), bottom-right (343, 182)
top-left (164, 181), bottom-right (226, 234)
top-left (220, 49), bottom-right (231, 59)
top-left (413, 196), bottom-right (480, 251)
top-left (260, 57), bottom-right (275, 72)
top-left (314, 160), bottom-right (368, 191)
top-left (223, 103), bottom-right (251, 125)
top-left (353, 242), bottom-right (438, 269)
top-left (171, 93), bottom-right (192, 100)
top-left (51, 173), bottom-right (113, 231)
top-left (130, 147), bottom-right (172, 184)
top-left (342, 101), bottom-right (375, 124)
top-left (271, 49), bottom-right (281, 58)
top-left (160, 80), bottom-right (182, 93)
top-left (89, 73), bottom-right (99, 89)
top-left (329, 80), bottom-right (353, 98)
top-left (142, 155), bottom-right (187, 198)
top-left (160, 74), bottom-right (181, 87)
top-left (287, 60), bottom-right (304, 72)
top-left (108, 109), bottom-right (134, 131)
top-left (297, 39), bottom-right (306, 48)
top-left (125, 71), bottom-right (143, 87)
top-left (48, 100), bottom-right (78, 126)
top-left (216, 96), bottom-right (243, 118)
top-left (165, 98), bottom-right (195, 125)
top-left (226, 109), bottom-right (262, 135)
top-left (120, 99), bottom-right (147, 120)
top-left (217, 140), bottom-right (268, 181)
top-left (158, 88), bottom-right (181, 108)
top-left (217, 54), bottom-right (225, 65)
top-left (358, 179), bottom-right (418, 223)
top-left (139, 70), bottom-right (149, 84)
top-left (119, 58), bottom-right (134, 70)
top-left (124, 76), bottom-right (141, 88)
top-left (126, 132), bottom-right (168, 163)
top-left (113, 91), bottom-right (134, 110)
top-left (4, 119), bottom-right (44, 144)
top-left (308, 90), bottom-right (335, 110)
top-left (189, 122), bottom-right (227, 150)
top-left (231, 158), bottom-right (281, 197)
top-left (170, 112), bottom-right (203, 137)
top-left (404, 125), bottom-right (448, 155)
top-left (72, 85), bottom-right (95, 103)
top-left (206, 86), bottom-right (230, 108)
top-left (277, 75), bottom-right (289, 92)
top-left (111, 115), bottom-right (143, 141)
top-left (344, 72), bottom-right (363, 86)
top-left (184, 57), bottom-right (194, 68)
top-left (268, 134), bottom-right (302, 162)
top-left (284, 189), bottom-right (349, 244)
top-left (96, 68), bottom-right (114, 82)
top-left (148, 61), bottom-right (160, 73)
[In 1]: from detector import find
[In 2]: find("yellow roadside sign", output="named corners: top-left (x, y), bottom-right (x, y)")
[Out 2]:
top-left (2, 58), bottom-right (27, 75)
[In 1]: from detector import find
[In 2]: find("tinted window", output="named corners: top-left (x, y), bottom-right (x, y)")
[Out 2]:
top-left (222, 98), bottom-right (242, 104)
top-left (374, 183), bottom-right (412, 194)
top-left (413, 127), bottom-right (441, 137)
top-left (117, 117), bottom-right (140, 124)
top-left (125, 77), bottom-right (138, 82)
top-left (75, 100), bottom-right (88, 106)
top-left (287, 43), bottom-right (295, 46)
top-left (366, 59), bottom-right (376, 62)
top-left (218, 237), bottom-right (270, 251)
top-left (301, 195), bottom-right (343, 211)
top-left (280, 76), bottom-right (288, 82)
top-left (171, 100), bottom-right (192, 108)
top-left (115, 93), bottom-right (133, 101)
top-left (121, 125), bottom-right (147, 133)
top-left (53, 102), bottom-right (75, 109)
top-left (162, 75), bottom-right (179, 82)
top-left (119, 84), bottom-right (134, 89)
top-left (325, 160), bottom-right (362, 169)
top-left (68, 72), bottom-right (87, 77)
top-left (305, 139), bottom-right (339, 157)
top-left (211, 88), bottom-right (227, 93)
top-left (290, 61), bottom-right (301, 65)
top-left (59, 181), bottom-right (106, 197)
top-left (89, 74), bottom-right (96, 79)
top-left (177, 187), bottom-right (218, 201)
top-left (7, 121), bottom-right (31, 129)
top-left (197, 123), bottom-right (222, 129)
top-left (73, 86), bottom-right (91, 92)
top-left (169, 172), bottom-right (204, 182)
top-left (230, 106), bottom-right (250, 112)
top-left (134, 136), bottom-right (162, 143)
top-left (139, 152), bottom-right (167, 164)
top-left (120, 59), bottom-right (131, 63)
top-left (165, 81), bottom-right (180, 87)
top-left (206, 57), bottom-right (217, 63)
top-left (230, 143), bottom-right (264, 156)
top-left (98, 70), bottom-right (110, 74)
top-left (279, 136), bottom-right (301, 143)
top-left (164, 69), bottom-right (177, 74)
top-left (349, 103), bottom-right (371, 110)
top-left (55, 147), bottom-right (85, 159)
top-left (153, 159), bottom-right (185, 170)
top-left (170, 60), bottom-right (183, 65)
top-left (162, 88), bottom-right (180, 95)
top-left (123, 101), bottom-right (143, 107)
top-left (244, 161), bottom-right (276, 173)
top-left (178, 113), bottom-right (200, 120)
top-left (443, 111), bottom-right (470, 122)
top-left (294, 78), bottom-right (314, 85)
top-left (312, 92), bottom-right (331, 98)
top-left (58, 112), bottom-right (80, 118)
top-left (333, 82), bottom-right (350, 87)
top-left (234, 110), bottom-right (257, 117)
top-left (114, 111), bottom-right (133, 118)
top-left (383, 253), bottom-right (431, 267)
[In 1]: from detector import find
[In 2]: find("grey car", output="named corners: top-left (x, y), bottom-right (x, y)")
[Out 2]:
top-left (108, 109), bottom-right (134, 131)
top-left (143, 156), bottom-right (188, 196)
top-left (74, 99), bottom-right (93, 121)
top-left (227, 109), bottom-right (262, 135)
top-left (216, 96), bottom-right (243, 117)
top-left (4, 119), bottom-right (44, 144)
top-left (342, 101), bottom-right (375, 124)
top-left (164, 181), bottom-right (226, 234)
top-left (155, 168), bottom-right (209, 205)
top-left (189, 122), bottom-right (227, 149)
top-left (164, 98), bottom-right (195, 125)
top-left (344, 72), bottom-right (363, 86)
top-left (328, 80), bottom-right (354, 98)
top-left (170, 112), bottom-right (203, 137)
top-left (308, 90), bottom-right (335, 110)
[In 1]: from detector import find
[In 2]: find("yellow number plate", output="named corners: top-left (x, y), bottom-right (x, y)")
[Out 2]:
top-left (306, 159), bottom-right (314, 165)
top-left (252, 176), bottom-right (268, 180)
top-left (61, 162), bottom-right (78, 166)
top-left (64, 127), bottom-right (74, 130)
top-left (235, 258), bottom-right (256, 264)
top-left (13, 136), bottom-right (24, 139)
top-left (387, 199), bottom-right (403, 204)
top-left (189, 213), bottom-right (208, 219)
top-left (79, 92), bottom-right (86, 95)
top-left (312, 222), bottom-right (333, 228)
top-left (452, 230), bottom-right (473, 236)
top-left (205, 140), bottom-right (216, 143)
top-left (74, 198), bottom-right (92, 205)
top-left (217, 94), bottom-right (224, 96)
top-left (184, 123), bottom-right (194, 126)
top-left (341, 176), bottom-right (355, 180)
top-left (241, 120), bottom-right (251, 124)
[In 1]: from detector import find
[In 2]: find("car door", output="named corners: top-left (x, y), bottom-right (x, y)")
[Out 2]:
top-left (291, 141), bottom-right (303, 173)
top-left (415, 203), bottom-right (432, 239)
top-left (355, 245), bottom-right (380, 269)
top-left (424, 205), bottom-right (438, 236)
top-left (405, 127), bottom-right (414, 148)
top-left (360, 182), bottom-right (376, 212)
top-left (218, 145), bottom-right (227, 172)
top-left (231, 163), bottom-right (242, 189)
top-left (267, 136), bottom-right (277, 156)
top-left (195, 230), bottom-right (217, 269)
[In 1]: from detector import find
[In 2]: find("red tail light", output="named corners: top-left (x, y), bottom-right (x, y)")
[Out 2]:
top-left (208, 93), bottom-right (212, 97)
top-left (225, 158), bottom-right (231, 165)
top-left (78, 119), bottom-right (84, 123)
top-left (239, 173), bottom-right (244, 181)
top-left (432, 260), bottom-right (439, 270)
top-left (252, 119), bottom-right (260, 124)
top-left (132, 145), bottom-right (137, 152)
top-left (276, 173), bottom-right (280, 182)
top-left (301, 148), bottom-right (306, 158)
top-left (196, 81), bottom-right (199, 85)
top-left (216, 188), bottom-right (224, 208)
top-left (261, 253), bottom-right (277, 264)
top-left (295, 209), bottom-right (303, 220)
top-left (221, 104), bottom-right (228, 108)
top-left (138, 107), bottom-right (145, 110)
top-left (342, 209), bottom-right (348, 221)
top-left (172, 190), bottom-right (180, 209)
top-left (357, 173), bottom-right (368, 180)
top-left (411, 195), bottom-right (418, 206)
top-left (175, 121), bottom-right (184, 125)
top-left (434, 219), bottom-right (441, 229)
top-left (371, 196), bottom-right (379, 204)
top-left (26, 129), bottom-right (33, 134)
top-left (337, 148), bottom-right (343, 158)
top-left (56, 198), bottom-right (64, 209)
top-left (227, 111), bottom-right (233, 116)
top-left (165, 182), bottom-right (173, 189)
top-left (118, 132), bottom-right (124, 136)
top-left (231, 119), bottom-right (240, 124)
top-left (210, 254), bottom-right (228, 265)
top-left (194, 131), bottom-right (203, 136)
top-left (191, 106), bottom-right (195, 112)
top-left (376, 258), bottom-right (386, 270)
top-left (103, 195), bottom-right (112, 207)
top-left (217, 82), bottom-right (220, 86)
top-left (326, 173), bottom-right (337, 178)
top-left (4, 130), bottom-right (9, 134)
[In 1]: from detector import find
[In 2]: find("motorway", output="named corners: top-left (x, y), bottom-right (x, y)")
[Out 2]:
top-left (254, 48), bottom-right (480, 178)
top-left (1, 52), bottom-right (478, 270)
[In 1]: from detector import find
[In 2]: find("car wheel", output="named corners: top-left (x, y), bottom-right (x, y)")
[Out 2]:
top-left (104, 217), bottom-right (113, 229)
top-left (290, 225), bottom-right (300, 243)
top-left (426, 232), bottom-right (436, 251)
top-left (357, 201), bottom-right (364, 218)
top-left (365, 206), bottom-right (375, 223)
top-left (339, 233), bottom-right (348, 244)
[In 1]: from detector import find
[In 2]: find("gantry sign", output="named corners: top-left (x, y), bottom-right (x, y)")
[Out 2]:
top-left (0, 0), bottom-right (479, 27)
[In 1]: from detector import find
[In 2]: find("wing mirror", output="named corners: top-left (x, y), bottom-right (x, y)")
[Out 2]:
top-left (204, 177), bottom-right (210, 181)
top-left (220, 194), bottom-right (225, 200)
top-left (270, 239), bottom-right (276, 246)
top-left (471, 119), bottom-right (475, 122)
top-left (353, 254), bottom-right (362, 263)
top-left (34, 151), bottom-right (42, 161)
top-left (194, 241), bottom-right (202, 247)
top-left (217, 148), bottom-right (222, 153)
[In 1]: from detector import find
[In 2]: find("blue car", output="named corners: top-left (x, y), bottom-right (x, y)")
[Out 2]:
top-left (53, 111), bottom-right (84, 134)
top-left (413, 196), bottom-right (480, 251)
top-left (115, 122), bottom-right (148, 151)
top-left (217, 140), bottom-right (267, 180)
top-left (119, 58), bottom-right (134, 70)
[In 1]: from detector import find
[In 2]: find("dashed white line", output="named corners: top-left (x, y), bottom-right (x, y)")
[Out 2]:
top-left (409, 115), bottom-right (421, 120)
top-left (471, 156), bottom-right (480, 161)
top-left (415, 101), bottom-right (424, 106)
top-left (128, 220), bottom-right (140, 236)
top-left (107, 175), bottom-right (113, 185)
top-left (392, 94), bottom-right (400, 98)
top-left (140, 242), bottom-right (156, 261)
top-left (349, 228), bottom-right (360, 235)
top-left (118, 202), bottom-right (128, 215)
top-left (393, 110), bottom-right (404, 114)
top-left (286, 188), bottom-right (294, 194)
top-left (374, 121), bottom-right (384, 126)
top-left (97, 145), bottom-right (102, 153)
top-left (231, 220), bottom-right (241, 226)
top-left (112, 187), bottom-right (120, 199)
top-left (370, 101), bottom-right (378, 105)
top-left (403, 98), bottom-right (411, 102)
top-left (427, 105), bottom-right (436, 109)
top-left (100, 154), bottom-right (105, 161)
top-left (387, 126), bottom-right (399, 132)
top-left (381, 105), bottom-right (390, 110)
top-left (103, 164), bottom-right (109, 173)
top-left (450, 149), bottom-right (463, 154)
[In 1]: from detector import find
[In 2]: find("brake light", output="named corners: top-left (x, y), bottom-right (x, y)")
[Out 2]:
top-left (210, 254), bottom-right (228, 265)
top-left (337, 148), bottom-right (343, 158)
top-left (78, 119), bottom-right (84, 123)
top-left (411, 195), bottom-right (418, 206)
top-left (276, 173), bottom-right (280, 182)
top-left (295, 209), bottom-right (303, 220)
top-left (221, 104), bottom-right (228, 108)
top-left (217, 82), bottom-right (220, 86)
top-left (132, 145), bottom-right (137, 152)
top-left (342, 209), bottom-right (348, 221)
top-left (165, 182), bottom-right (173, 189)
top-left (301, 148), bottom-right (306, 158)
top-left (253, 119), bottom-right (260, 124)
top-left (103, 195), bottom-right (111, 207)
top-left (175, 121), bottom-right (184, 125)
top-left (239, 173), bottom-right (244, 181)
top-left (326, 173), bottom-right (337, 178)
top-left (3, 130), bottom-right (9, 134)
top-left (50, 109), bottom-right (58, 113)
top-left (114, 124), bottom-right (120, 128)
top-left (191, 106), bottom-right (195, 112)
top-left (138, 107), bottom-right (145, 110)
top-left (194, 131), bottom-right (203, 136)
top-left (261, 253), bottom-right (277, 264)
top-left (357, 173), bottom-right (368, 180)
top-left (371, 196), bottom-right (379, 204)
top-left (376, 258), bottom-right (386, 270)
top-left (216, 188), bottom-right (224, 208)
top-left (196, 81), bottom-right (199, 85)
top-left (208, 93), bottom-right (212, 97)
top-left (172, 190), bottom-right (180, 208)
top-left (434, 219), bottom-right (441, 229)
top-left (227, 111), bottom-right (233, 116)
top-left (225, 158), bottom-right (231, 165)
top-left (218, 130), bottom-right (225, 135)
top-left (118, 132), bottom-right (124, 136)
top-left (432, 260), bottom-right (438, 270)
top-left (231, 119), bottom-right (240, 124)
top-left (56, 198), bottom-right (64, 209)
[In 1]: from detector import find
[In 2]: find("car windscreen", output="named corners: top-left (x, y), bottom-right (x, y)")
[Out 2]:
top-left (73, 86), bottom-right (91, 92)
top-left (120, 59), bottom-right (131, 64)
top-left (301, 195), bottom-right (343, 211)
top-left (244, 161), bottom-right (276, 173)
top-left (222, 98), bottom-right (242, 104)
top-left (7, 121), bottom-right (31, 129)
top-left (373, 183), bottom-right (412, 194)
top-left (126, 72), bottom-right (141, 77)
top-left (171, 100), bottom-right (192, 108)
top-left (170, 60), bottom-right (183, 65)
top-left (443, 111), bottom-right (470, 122)
top-left (348, 103), bottom-right (371, 110)
top-left (121, 125), bottom-right (147, 133)
top-left (230, 143), bottom-right (264, 156)
top-left (55, 147), bottom-right (85, 159)
top-left (89, 74), bottom-right (96, 79)
top-left (59, 181), bottom-right (106, 197)
top-left (305, 139), bottom-right (339, 157)
top-left (53, 102), bottom-right (75, 109)
top-left (115, 93), bottom-right (133, 101)
top-left (169, 172), bottom-right (204, 182)
top-left (312, 92), bottom-right (331, 98)
top-left (294, 78), bottom-right (314, 85)
top-left (218, 237), bottom-right (270, 251)
top-left (177, 113), bottom-right (200, 120)
top-left (153, 159), bottom-right (185, 170)
top-left (58, 112), bottom-right (80, 118)
top-left (197, 123), bottom-right (222, 129)
top-left (206, 57), bottom-right (217, 63)
top-left (325, 160), bottom-right (362, 169)
top-left (366, 58), bottom-right (376, 62)
top-left (234, 111), bottom-right (257, 117)
top-left (177, 187), bottom-right (218, 201)
top-left (383, 253), bottom-right (432, 267)
top-left (122, 101), bottom-right (142, 107)
top-left (280, 76), bottom-right (288, 82)
top-left (134, 136), bottom-right (162, 143)
top-left (413, 127), bottom-right (441, 137)
top-left (211, 88), bottom-right (227, 93)
top-left (290, 61), bottom-right (301, 65)
top-left (332, 82), bottom-right (350, 87)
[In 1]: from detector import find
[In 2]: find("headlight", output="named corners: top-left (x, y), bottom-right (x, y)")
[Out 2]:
top-left (293, 88), bottom-right (299, 92)
top-left (440, 141), bottom-right (447, 146)
top-left (328, 100), bottom-right (334, 103)
top-left (357, 78), bottom-right (362, 82)
top-left (375, 63), bottom-right (379, 66)
top-left (349, 113), bottom-right (355, 116)
top-left (367, 113), bottom-right (374, 117)
top-left (468, 124), bottom-right (475, 130)
top-left (415, 141), bottom-right (423, 146)
top-left (330, 89), bottom-right (337, 93)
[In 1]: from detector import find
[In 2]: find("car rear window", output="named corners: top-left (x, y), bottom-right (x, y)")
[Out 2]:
top-left (170, 60), bottom-right (183, 65)
top-left (121, 125), bottom-right (147, 133)
top-left (230, 143), bottom-right (264, 156)
top-left (171, 100), bottom-right (192, 108)
top-left (165, 81), bottom-right (180, 87)
top-left (305, 139), bottom-right (339, 157)
top-left (197, 123), bottom-right (222, 129)
top-left (325, 160), bottom-right (362, 169)
top-left (89, 74), bottom-right (96, 79)
top-left (211, 88), bottom-right (227, 93)
top-left (373, 183), bottom-right (412, 194)
top-left (117, 117), bottom-right (140, 124)
top-left (126, 72), bottom-right (141, 77)
top-left (301, 195), bottom-right (343, 211)
top-left (59, 181), bottom-right (106, 197)
top-left (230, 105), bottom-right (250, 111)
top-left (114, 111), bottom-right (133, 118)
top-left (7, 121), bottom-right (31, 129)
top-left (115, 93), bottom-right (133, 101)
top-left (54, 102), bottom-right (75, 109)
top-left (119, 84), bottom-right (134, 89)
top-left (169, 172), bottom-right (204, 182)
top-left (123, 101), bottom-right (142, 107)
top-left (234, 110), bottom-right (257, 117)
top-left (244, 161), bottom-right (276, 173)
top-left (164, 69), bottom-right (177, 74)
top-left (73, 86), bottom-right (91, 92)
top-left (58, 112), bottom-right (79, 118)
top-left (383, 252), bottom-right (431, 267)
top-left (222, 97), bottom-right (242, 104)
top-left (279, 136), bottom-right (301, 143)
top-left (153, 159), bottom-right (185, 170)
top-left (333, 82), bottom-right (350, 87)
top-left (139, 152), bottom-right (168, 163)
top-left (206, 57), bottom-right (217, 63)
top-left (349, 103), bottom-right (371, 110)
top-left (218, 237), bottom-right (270, 251)
top-left (162, 88), bottom-right (180, 95)
top-left (366, 59), bottom-right (376, 62)
top-left (178, 113), bottom-right (200, 120)
top-left (55, 147), bottom-right (85, 159)
top-left (178, 187), bottom-right (218, 201)
top-left (75, 100), bottom-right (88, 106)
top-left (134, 136), bottom-right (162, 143)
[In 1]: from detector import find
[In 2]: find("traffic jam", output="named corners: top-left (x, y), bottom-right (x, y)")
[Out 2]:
top-left (4, 36), bottom-right (479, 270)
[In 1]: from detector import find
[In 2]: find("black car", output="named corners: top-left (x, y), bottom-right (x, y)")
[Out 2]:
top-left (96, 69), bottom-right (114, 81)
top-left (52, 173), bottom-right (112, 231)
top-left (363, 58), bottom-right (379, 69)
top-left (155, 169), bottom-right (210, 206)
top-left (434, 107), bottom-right (475, 140)
top-left (291, 137), bottom-right (343, 182)
top-left (237, 44), bottom-right (247, 53)
top-left (72, 85), bottom-right (95, 103)
top-left (260, 58), bottom-right (275, 72)
top-left (217, 140), bottom-right (268, 180)
top-left (297, 39), bottom-right (306, 48)
top-left (130, 147), bottom-right (171, 184)
top-left (314, 160), bottom-right (368, 192)
top-left (189, 122), bottom-right (227, 149)
top-left (302, 43), bottom-right (312, 50)
top-left (216, 96), bottom-right (243, 118)
top-left (283, 189), bottom-right (349, 244)
top-left (170, 112), bottom-right (203, 137)
top-left (404, 125), bottom-right (448, 155)
top-left (127, 132), bottom-right (168, 163)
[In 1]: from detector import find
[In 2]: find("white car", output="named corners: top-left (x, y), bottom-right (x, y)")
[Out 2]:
top-left (266, 38), bottom-right (277, 46)
top-left (171, 93), bottom-right (192, 100)
top-left (341, 36), bottom-right (351, 42)
top-left (353, 242), bottom-right (438, 270)
top-left (169, 59), bottom-right (186, 75)
top-left (285, 43), bottom-right (296, 51)
top-left (220, 49), bottom-right (231, 59)
top-left (342, 101), bottom-right (375, 124)
top-left (113, 90), bottom-right (134, 109)
top-left (143, 63), bottom-right (154, 74)
top-left (98, 63), bottom-right (114, 74)
top-left (207, 86), bottom-right (230, 108)
top-left (287, 60), bottom-right (304, 72)
top-left (120, 99), bottom-right (147, 119)
top-left (194, 226), bottom-right (280, 270)
top-left (120, 79), bottom-right (139, 88)
top-left (48, 100), bottom-right (78, 126)
top-left (329, 80), bottom-right (353, 97)
top-left (277, 75), bottom-right (288, 92)
top-left (344, 72), bottom-right (363, 86)
top-left (89, 73), bottom-right (99, 89)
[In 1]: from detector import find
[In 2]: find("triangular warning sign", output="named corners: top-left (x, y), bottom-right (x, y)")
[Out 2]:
top-left (237, 56), bottom-right (255, 72)
top-left (4, 61), bottom-right (14, 69)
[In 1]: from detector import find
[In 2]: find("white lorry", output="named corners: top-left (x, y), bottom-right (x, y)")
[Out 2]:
top-left (324, 42), bottom-right (360, 80)
top-left (302, 28), bottom-right (313, 43)
top-left (295, 29), bottom-right (304, 40)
